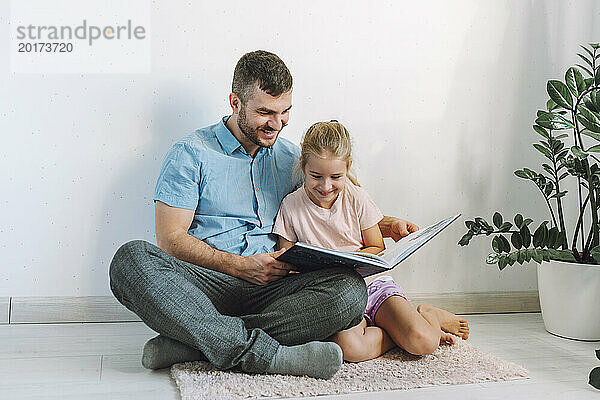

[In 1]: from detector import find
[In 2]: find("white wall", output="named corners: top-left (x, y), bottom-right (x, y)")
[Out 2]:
top-left (1, 0), bottom-right (599, 296)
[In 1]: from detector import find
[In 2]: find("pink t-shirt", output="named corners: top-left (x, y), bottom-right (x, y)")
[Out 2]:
top-left (273, 180), bottom-right (384, 252)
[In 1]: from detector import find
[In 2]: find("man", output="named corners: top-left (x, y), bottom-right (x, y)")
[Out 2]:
top-left (109, 50), bottom-right (417, 379)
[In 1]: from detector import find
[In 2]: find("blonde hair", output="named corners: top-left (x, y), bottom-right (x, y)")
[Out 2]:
top-left (295, 120), bottom-right (359, 186)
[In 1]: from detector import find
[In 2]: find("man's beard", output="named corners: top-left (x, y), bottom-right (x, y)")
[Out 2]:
top-left (237, 105), bottom-right (279, 148)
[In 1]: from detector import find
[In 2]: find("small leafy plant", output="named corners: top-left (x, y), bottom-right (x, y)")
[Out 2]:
top-left (459, 43), bottom-right (600, 269)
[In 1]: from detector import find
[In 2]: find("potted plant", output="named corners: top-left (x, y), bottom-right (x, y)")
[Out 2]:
top-left (459, 43), bottom-right (600, 341)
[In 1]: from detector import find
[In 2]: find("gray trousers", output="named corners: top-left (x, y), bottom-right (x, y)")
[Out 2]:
top-left (109, 240), bottom-right (367, 373)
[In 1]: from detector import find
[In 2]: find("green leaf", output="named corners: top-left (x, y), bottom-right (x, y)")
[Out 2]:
top-left (592, 91), bottom-right (600, 111)
top-left (532, 248), bottom-right (543, 263)
top-left (499, 235), bottom-right (511, 253)
top-left (581, 45), bottom-right (595, 60)
top-left (565, 67), bottom-right (586, 96)
top-left (542, 249), bottom-right (550, 262)
top-left (582, 130), bottom-right (600, 141)
top-left (475, 217), bottom-right (487, 229)
top-left (517, 249), bottom-right (525, 264)
top-left (514, 170), bottom-right (529, 179)
top-left (596, 66), bottom-right (600, 86)
top-left (523, 168), bottom-right (537, 178)
top-left (543, 182), bottom-right (554, 197)
top-left (547, 80), bottom-right (573, 110)
top-left (588, 145), bottom-right (600, 152)
top-left (492, 236), bottom-right (501, 253)
top-left (548, 227), bottom-right (559, 248)
top-left (547, 248), bottom-right (576, 262)
top-left (523, 218), bottom-right (533, 227)
top-left (542, 164), bottom-right (553, 174)
top-left (533, 125), bottom-right (549, 138)
top-left (558, 231), bottom-right (567, 249)
top-left (580, 106), bottom-right (600, 126)
top-left (542, 223), bottom-right (549, 247)
top-left (590, 245), bottom-right (600, 263)
top-left (499, 222), bottom-right (512, 232)
top-left (590, 367), bottom-right (600, 390)
top-left (577, 114), bottom-right (600, 133)
top-left (458, 232), bottom-right (472, 246)
top-left (549, 190), bottom-right (567, 199)
top-left (514, 214), bottom-right (524, 228)
top-left (493, 212), bottom-right (503, 229)
top-left (508, 252), bottom-right (518, 265)
top-left (498, 256), bottom-right (508, 271)
top-left (546, 99), bottom-right (558, 111)
top-left (476, 218), bottom-right (493, 234)
top-left (584, 77), bottom-right (596, 91)
top-left (557, 149), bottom-right (569, 160)
top-left (511, 231), bottom-right (523, 249)
top-left (520, 225), bottom-right (532, 248)
top-left (533, 223), bottom-right (547, 247)
top-left (533, 143), bottom-right (553, 160)
top-left (585, 96), bottom-right (599, 112)
top-left (559, 172), bottom-right (569, 180)
top-left (576, 63), bottom-right (594, 77)
top-left (486, 252), bottom-right (500, 265)
top-left (535, 111), bottom-right (574, 130)
top-left (552, 140), bottom-right (564, 151)
top-left (596, 348), bottom-right (600, 360)
top-left (578, 52), bottom-right (594, 68)
top-left (572, 145), bottom-right (589, 159)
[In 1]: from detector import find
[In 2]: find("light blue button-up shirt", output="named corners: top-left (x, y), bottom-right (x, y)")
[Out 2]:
top-left (154, 116), bottom-right (301, 256)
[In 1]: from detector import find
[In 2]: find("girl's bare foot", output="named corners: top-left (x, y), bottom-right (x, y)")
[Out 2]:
top-left (417, 304), bottom-right (470, 339)
top-left (440, 331), bottom-right (456, 346)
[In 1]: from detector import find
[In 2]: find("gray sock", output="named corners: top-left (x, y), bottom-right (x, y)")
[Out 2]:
top-left (265, 341), bottom-right (343, 379)
top-left (141, 335), bottom-right (206, 370)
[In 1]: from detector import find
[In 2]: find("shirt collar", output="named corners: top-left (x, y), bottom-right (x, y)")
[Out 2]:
top-left (215, 116), bottom-right (243, 155)
top-left (215, 116), bottom-right (274, 158)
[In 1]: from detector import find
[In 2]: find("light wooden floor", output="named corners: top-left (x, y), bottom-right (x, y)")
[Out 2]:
top-left (0, 313), bottom-right (599, 399)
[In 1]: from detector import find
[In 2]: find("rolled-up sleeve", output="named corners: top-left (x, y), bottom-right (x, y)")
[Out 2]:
top-left (153, 142), bottom-right (200, 210)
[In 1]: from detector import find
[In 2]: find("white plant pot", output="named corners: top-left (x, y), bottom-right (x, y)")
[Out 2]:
top-left (537, 259), bottom-right (600, 341)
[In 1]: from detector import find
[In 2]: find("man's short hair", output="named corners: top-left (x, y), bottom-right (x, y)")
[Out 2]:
top-left (232, 50), bottom-right (292, 103)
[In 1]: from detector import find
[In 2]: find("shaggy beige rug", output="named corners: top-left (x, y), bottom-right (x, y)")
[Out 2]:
top-left (171, 338), bottom-right (529, 400)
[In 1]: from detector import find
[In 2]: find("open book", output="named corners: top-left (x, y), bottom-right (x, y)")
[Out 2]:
top-left (276, 214), bottom-right (461, 277)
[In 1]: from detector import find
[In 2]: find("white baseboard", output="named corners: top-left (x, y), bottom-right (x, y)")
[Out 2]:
top-left (4, 291), bottom-right (540, 324)
top-left (409, 291), bottom-right (540, 315)
top-left (9, 296), bottom-right (140, 324)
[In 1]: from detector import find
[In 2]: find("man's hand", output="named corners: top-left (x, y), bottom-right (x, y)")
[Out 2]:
top-left (235, 248), bottom-right (292, 285)
top-left (379, 216), bottom-right (419, 242)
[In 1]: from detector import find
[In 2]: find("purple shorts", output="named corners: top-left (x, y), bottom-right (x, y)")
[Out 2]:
top-left (364, 275), bottom-right (410, 325)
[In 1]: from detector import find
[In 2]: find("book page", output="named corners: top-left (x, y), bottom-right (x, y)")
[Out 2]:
top-left (378, 214), bottom-right (460, 266)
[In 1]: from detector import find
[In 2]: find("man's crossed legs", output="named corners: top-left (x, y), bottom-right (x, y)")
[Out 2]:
top-left (109, 240), bottom-right (367, 379)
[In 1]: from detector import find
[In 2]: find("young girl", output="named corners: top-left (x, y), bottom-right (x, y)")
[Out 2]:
top-left (273, 121), bottom-right (469, 362)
